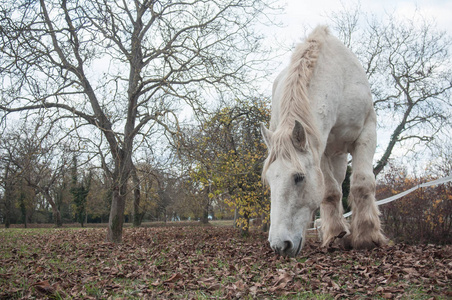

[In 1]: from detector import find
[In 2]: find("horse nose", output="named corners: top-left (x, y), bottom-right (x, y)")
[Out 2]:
top-left (271, 239), bottom-right (300, 256)
top-left (281, 240), bottom-right (293, 253)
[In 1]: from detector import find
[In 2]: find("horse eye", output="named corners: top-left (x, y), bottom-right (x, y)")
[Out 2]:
top-left (294, 173), bottom-right (304, 184)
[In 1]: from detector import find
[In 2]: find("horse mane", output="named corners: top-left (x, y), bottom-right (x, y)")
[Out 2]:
top-left (263, 26), bottom-right (329, 176)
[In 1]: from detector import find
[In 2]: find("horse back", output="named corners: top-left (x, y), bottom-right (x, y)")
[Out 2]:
top-left (271, 30), bottom-right (374, 155)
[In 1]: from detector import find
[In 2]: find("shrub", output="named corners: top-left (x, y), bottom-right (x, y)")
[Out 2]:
top-left (377, 166), bottom-right (452, 244)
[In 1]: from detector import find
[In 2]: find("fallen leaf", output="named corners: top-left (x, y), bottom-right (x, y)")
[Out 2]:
top-left (31, 280), bottom-right (55, 295)
top-left (272, 272), bottom-right (292, 287)
top-left (164, 273), bottom-right (183, 283)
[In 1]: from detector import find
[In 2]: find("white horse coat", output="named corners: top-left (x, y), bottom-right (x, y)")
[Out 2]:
top-left (261, 26), bottom-right (386, 257)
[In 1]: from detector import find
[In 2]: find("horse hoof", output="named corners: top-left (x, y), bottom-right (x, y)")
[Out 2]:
top-left (352, 233), bottom-right (388, 250)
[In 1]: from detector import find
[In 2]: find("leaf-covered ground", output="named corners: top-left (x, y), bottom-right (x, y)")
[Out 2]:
top-left (0, 224), bottom-right (451, 299)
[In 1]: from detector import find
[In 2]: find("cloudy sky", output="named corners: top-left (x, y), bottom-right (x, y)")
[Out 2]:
top-left (279, 0), bottom-right (452, 35)
top-left (270, 0), bottom-right (452, 59)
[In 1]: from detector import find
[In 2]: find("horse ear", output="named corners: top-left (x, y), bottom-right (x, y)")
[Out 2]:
top-left (260, 123), bottom-right (273, 148)
top-left (292, 120), bottom-right (307, 151)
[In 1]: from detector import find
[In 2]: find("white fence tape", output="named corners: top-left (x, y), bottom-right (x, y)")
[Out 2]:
top-left (342, 175), bottom-right (452, 218)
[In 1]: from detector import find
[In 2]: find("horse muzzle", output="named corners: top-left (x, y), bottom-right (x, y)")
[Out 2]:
top-left (269, 236), bottom-right (303, 257)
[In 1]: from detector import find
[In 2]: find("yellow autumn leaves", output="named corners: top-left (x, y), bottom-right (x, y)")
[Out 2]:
top-left (187, 99), bottom-right (271, 231)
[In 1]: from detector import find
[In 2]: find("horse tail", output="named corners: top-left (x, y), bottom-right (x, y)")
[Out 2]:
top-left (279, 25), bottom-right (329, 141)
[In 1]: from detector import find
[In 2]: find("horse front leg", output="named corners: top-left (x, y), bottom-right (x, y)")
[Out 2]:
top-left (349, 114), bottom-right (387, 249)
top-left (320, 154), bottom-right (351, 248)
top-left (348, 171), bottom-right (387, 249)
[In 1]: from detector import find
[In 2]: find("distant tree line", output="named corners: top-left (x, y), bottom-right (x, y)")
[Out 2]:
top-left (0, 98), bottom-right (270, 229)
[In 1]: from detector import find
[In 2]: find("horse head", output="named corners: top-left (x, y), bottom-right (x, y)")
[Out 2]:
top-left (261, 121), bottom-right (324, 257)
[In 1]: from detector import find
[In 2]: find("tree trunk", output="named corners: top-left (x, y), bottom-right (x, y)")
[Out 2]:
top-left (106, 150), bottom-right (132, 243)
top-left (3, 191), bottom-right (12, 229)
top-left (201, 208), bottom-right (209, 224)
top-left (80, 209), bottom-right (85, 228)
top-left (4, 163), bottom-right (12, 228)
top-left (19, 192), bottom-right (27, 228)
top-left (48, 198), bottom-right (62, 227)
top-left (200, 189), bottom-right (209, 224)
top-left (132, 168), bottom-right (142, 227)
top-left (261, 212), bottom-right (268, 232)
top-left (4, 197), bottom-right (11, 228)
top-left (240, 214), bottom-right (250, 236)
top-left (107, 183), bottom-right (127, 243)
top-left (46, 194), bottom-right (62, 227)
top-left (53, 208), bottom-right (63, 227)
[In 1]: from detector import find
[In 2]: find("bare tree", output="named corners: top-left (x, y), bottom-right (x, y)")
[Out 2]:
top-left (0, 0), bottom-right (274, 242)
top-left (0, 122), bottom-right (71, 227)
top-left (0, 159), bottom-right (15, 228)
top-left (329, 7), bottom-right (452, 175)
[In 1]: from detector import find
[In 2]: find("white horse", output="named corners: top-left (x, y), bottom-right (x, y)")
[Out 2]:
top-left (261, 26), bottom-right (387, 257)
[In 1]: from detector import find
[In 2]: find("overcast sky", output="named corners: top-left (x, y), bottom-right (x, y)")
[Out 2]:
top-left (268, 0), bottom-right (452, 58)
top-left (278, 0), bottom-right (452, 35)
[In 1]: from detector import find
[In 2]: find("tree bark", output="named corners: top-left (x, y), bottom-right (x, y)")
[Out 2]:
top-left (107, 153), bottom-right (133, 243)
top-left (19, 193), bottom-right (27, 228)
top-left (240, 213), bottom-right (250, 236)
top-left (261, 213), bottom-right (268, 232)
top-left (3, 163), bottom-right (13, 229)
top-left (132, 168), bottom-right (142, 227)
top-left (53, 209), bottom-right (63, 227)
top-left (4, 198), bottom-right (11, 229)
top-left (200, 188), bottom-right (210, 224)
top-left (107, 182), bottom-right (127, 243)
top-left (42, 190), bottom-right (63, 227)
